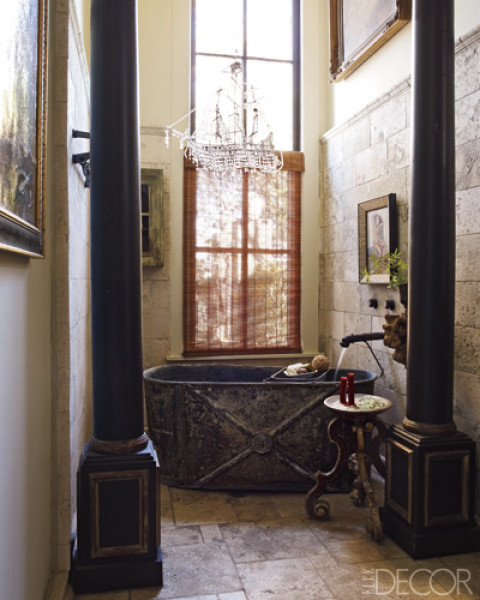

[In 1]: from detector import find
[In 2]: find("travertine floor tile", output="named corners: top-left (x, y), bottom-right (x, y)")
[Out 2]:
top-left (75, 484), bottom-right (479, 600)
top-left (229, 492), bottom-right (281, 522)
top-left (74, 592), bottom-right (129, 600)
top-left (237, 556), bottom-right (333, 600)
top-left (161, 485), bottom-right (175, 525)
top-left (200, 524), bottom-right (223, 543)
top-left (131, 542), bottom-right (241, 600)
top-left (161, 524), bottom-right (203, 547)
top-left (149, 594), bottom-right (246, 600)
top-left (169, 488), bottom-right (238, 525)
top-left (319, 537), bottom-right (387, 564)
top-left (305, 505), bottom-right (372, 542)
top-left (439, 551), bottom-right (480, 566)
top-left (165, 595), bottom-right (217, 600)
top-left (375, 536), bottom-right (412, 560)
top-left (431, 559), bottom-right (480, 600)
top-left (320, 558), bottom-right (461, 600)
top-left (267, 492), bottom-right (308, 519)
top-left (128, 586), bottom-right (162, 599)
top-left (221, 518), bottom-right (333, 563)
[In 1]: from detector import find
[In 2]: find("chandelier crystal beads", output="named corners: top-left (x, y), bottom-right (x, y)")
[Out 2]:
top-left (165, 61), bottom-right (283, 173)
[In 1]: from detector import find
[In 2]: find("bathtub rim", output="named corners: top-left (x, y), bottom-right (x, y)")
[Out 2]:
top-left (143, 364), bottom-right (378, 386)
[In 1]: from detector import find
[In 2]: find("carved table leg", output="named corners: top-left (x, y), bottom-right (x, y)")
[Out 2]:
top-left (349, 451), bottom-right (367, 507)
top-left (307, 395), bottom-right (390, 541)
top-left (354, 421), bottom-right (384, 542)
top-left (306, 417), bottom-right (349, 519)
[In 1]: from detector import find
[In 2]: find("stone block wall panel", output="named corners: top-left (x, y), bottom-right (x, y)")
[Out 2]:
top-left (319, 25), bottom-right (480, 515)
top-left (140, 128), bottom-right (172, 368)
top-left (51, 0), bottom-right (92, 581)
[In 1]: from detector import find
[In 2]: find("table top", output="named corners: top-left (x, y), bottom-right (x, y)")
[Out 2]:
top-left (324, 394), bottom-right (392, 416)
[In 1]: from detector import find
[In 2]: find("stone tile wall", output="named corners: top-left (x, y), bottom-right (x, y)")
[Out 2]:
top-left (140, 128), bottom-right (172, 368)
top-left (319, 26), bottom-right (480, 514)
top-left (51, 0), bottom-right (92, 580)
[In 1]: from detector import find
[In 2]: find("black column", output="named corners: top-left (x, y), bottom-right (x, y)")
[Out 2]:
top-left (89, 0), bottom-right (146, 447)
top-left (380, 0), bottom-right (480, 558)
top-left (71, 1), bottom-right (162, 591)
top-left (404, 0), bottom-right (456, 434)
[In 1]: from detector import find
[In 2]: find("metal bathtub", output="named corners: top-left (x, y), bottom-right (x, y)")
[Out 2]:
top-left (144, 365), bottom-right (377, 492)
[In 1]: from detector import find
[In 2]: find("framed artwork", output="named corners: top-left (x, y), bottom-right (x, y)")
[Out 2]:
top-left (141, 169), bottom-right (164, 268)
top-left (0, 0), bottom-right (48, 257)
top-left (329, 0), bottom-right (411, 81)
top-left (358, 194), bottom-right (397, 284)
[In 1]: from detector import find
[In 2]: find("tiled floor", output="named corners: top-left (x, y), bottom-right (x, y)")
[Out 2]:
top-left (75, 481), bottom-right (480, 600)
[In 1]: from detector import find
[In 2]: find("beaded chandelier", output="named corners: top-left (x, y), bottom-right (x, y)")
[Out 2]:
top-left (165, 61), bottom-right (283, 173)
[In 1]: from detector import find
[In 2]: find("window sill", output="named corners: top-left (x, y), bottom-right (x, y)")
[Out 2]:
top-left (165, 353), bottom-right (318, 367)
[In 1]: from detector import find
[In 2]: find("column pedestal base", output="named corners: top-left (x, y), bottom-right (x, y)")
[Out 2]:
top-left (70, 439), bottom-right (163, 594)
top-left (380, 505), bottom-right (480, 558)
top-left (381, 424), bottom-right (480, 558)
top-left (71, 546), bottom-right (163, 594)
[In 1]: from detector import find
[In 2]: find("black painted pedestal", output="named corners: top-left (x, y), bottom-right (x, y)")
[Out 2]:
top-left (71, 440), bottom-right (162, 593)
top-left (380, 425), bottom-right (480, 558)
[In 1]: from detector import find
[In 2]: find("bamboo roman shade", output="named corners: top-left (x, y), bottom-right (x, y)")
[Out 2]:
top-left (183, 152), bottom-right (304, 356)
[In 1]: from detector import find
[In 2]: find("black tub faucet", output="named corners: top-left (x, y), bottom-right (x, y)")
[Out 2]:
top-left (340, 332), bottom-right (385, 348)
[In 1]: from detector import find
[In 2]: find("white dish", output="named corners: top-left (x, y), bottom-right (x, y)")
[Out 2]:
top-left (324, 394), bottom-right (392, 414)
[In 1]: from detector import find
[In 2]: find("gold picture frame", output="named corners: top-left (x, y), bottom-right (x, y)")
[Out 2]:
top-left (358, 194), bottom-right (397, 285)
top-left (329, 0), bottom-right (411, 82)
top-left (0, 0), bottom-right (48, 257)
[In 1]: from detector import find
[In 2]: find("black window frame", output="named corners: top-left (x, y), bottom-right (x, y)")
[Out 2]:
top-left (190, 0), bottom-right (301, 151)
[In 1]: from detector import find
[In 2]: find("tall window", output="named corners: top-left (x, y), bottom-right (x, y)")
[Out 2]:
top-left (184, 0), bottom-right (302, 356)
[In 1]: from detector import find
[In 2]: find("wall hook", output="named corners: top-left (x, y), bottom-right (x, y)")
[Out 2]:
top-left (72, 129), bottom-right (91, 188)
top-left (385, 299), bottom-right (396, 311)
top-left (368, 298), bottom-right (378, 309)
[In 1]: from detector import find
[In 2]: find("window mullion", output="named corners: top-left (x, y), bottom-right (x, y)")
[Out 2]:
top-left (293, 0), bottom-right (301, 150)
top-left (241, 170), bottom-right (249, 350)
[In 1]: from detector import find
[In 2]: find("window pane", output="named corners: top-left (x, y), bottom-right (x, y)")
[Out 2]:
top-left (194, 252), bottom-right (243, 349)
top-left (248, 172), bottom-right (289, 250)
top-left (247, 0), bottom-right (293, 60)
top-left (195, 0), bottom-right (243, 55)
top-left (247, 60), bottom-right (293, 150)
top-left (183, 166), bottom-right (302, 356)
top-left (196, 170), bottom-right (243, 248)
top-left (247, 253), bottom-right (292, 348)
top-left (194, 55), bottom-right (241, 132)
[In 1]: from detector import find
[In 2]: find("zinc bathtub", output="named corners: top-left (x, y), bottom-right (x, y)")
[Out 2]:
top-left (144, 365), bottom-right (377, 492)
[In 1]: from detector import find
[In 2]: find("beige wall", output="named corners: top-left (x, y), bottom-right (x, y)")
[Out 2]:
top-left (0, 0), bottom-right (55, 596)
top-left (0, 0), bottom-right (92, 598)
top-left (0, 254), bottom-right (52, 599)
top-left (330, 0), bottom-right (480, 127)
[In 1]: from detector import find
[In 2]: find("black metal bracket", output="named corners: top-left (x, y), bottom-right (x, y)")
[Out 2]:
top-left (72, 130), bottom-right (91, 188)
top-left (385, 299), bottom-right (396, 311)
top-left (73, 129), bottom-right (90, 139)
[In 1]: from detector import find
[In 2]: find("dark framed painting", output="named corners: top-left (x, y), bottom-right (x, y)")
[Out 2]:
top-left (0, 0), bottom-right (48, 257)
top-left (358, 193), bottom-right (397, 285)
top-left (329, 0), bottom-right (411, 81)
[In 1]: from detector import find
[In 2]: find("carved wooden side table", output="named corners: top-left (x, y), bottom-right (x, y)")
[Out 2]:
top-left (306, 394), bottom-right (392, 542)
